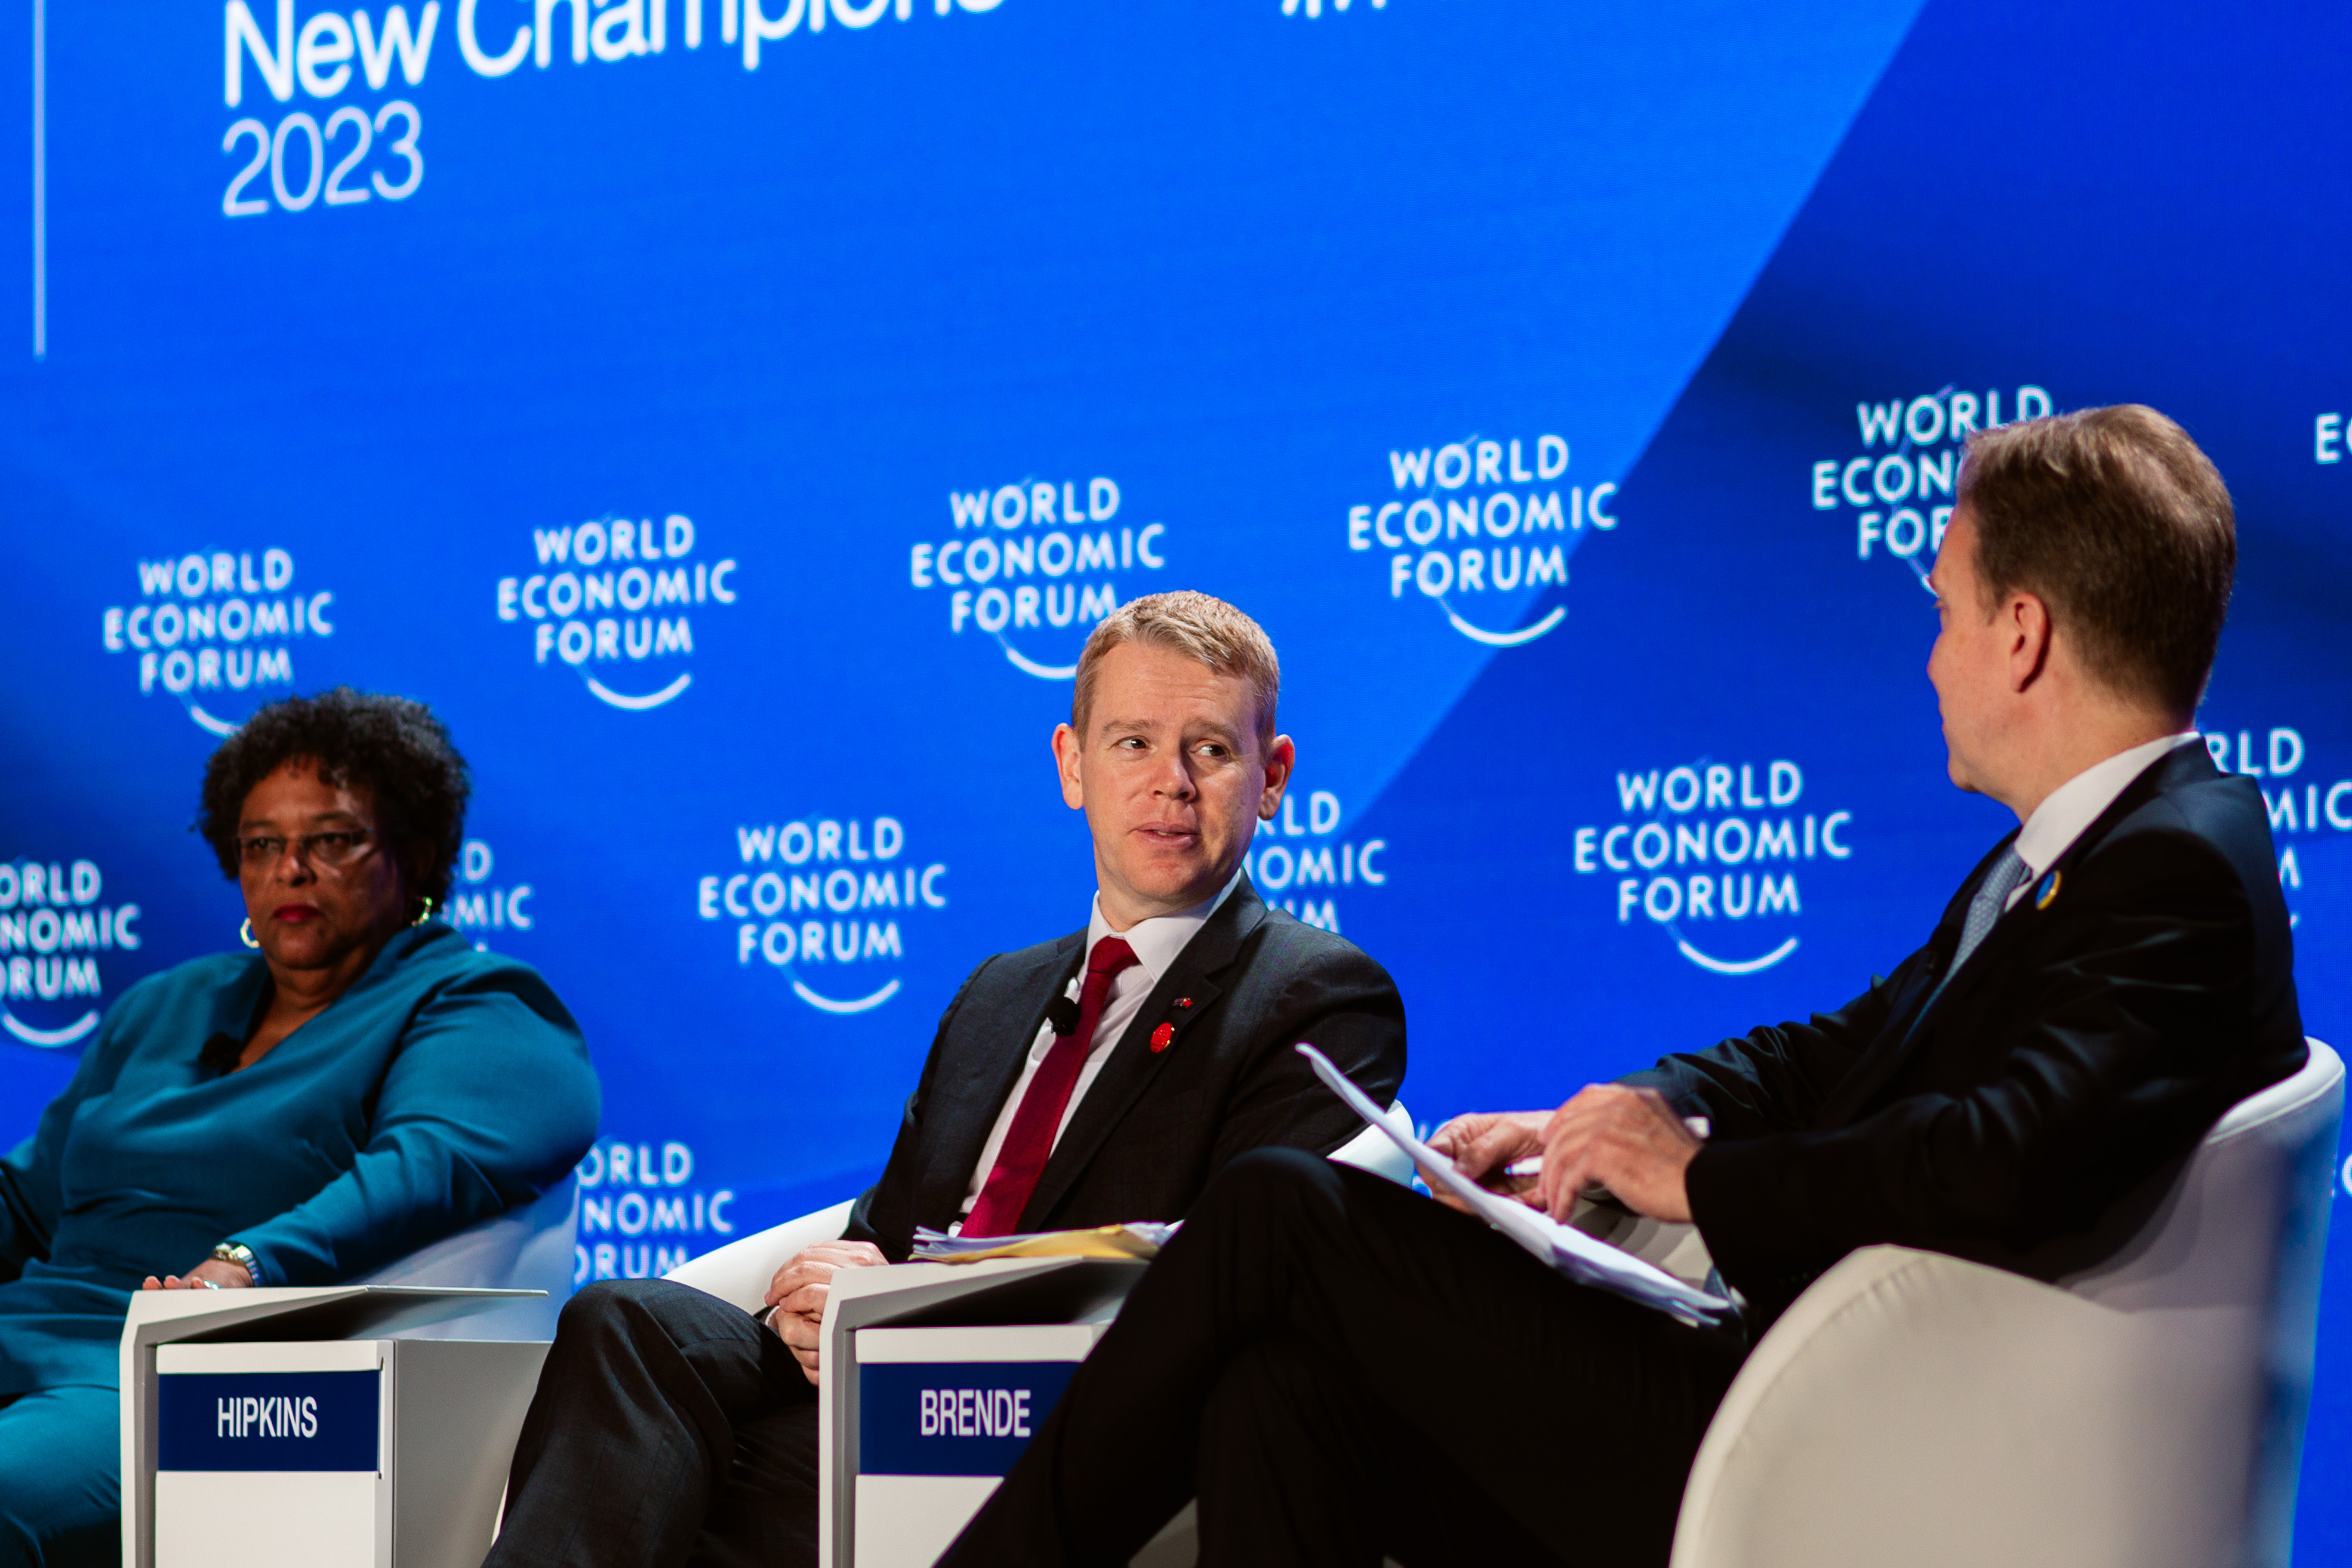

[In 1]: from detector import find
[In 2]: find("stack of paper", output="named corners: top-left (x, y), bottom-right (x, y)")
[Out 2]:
top-left (910, 1222), bottom-right (1179, 1265)
top-left (1295, 1044), bottom-right (1735, 1327)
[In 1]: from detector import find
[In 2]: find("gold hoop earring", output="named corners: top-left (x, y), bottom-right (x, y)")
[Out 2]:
top-left (239, 919), bottom-right (260, 950)
top-left (412, 897), bottom-right (435, 928)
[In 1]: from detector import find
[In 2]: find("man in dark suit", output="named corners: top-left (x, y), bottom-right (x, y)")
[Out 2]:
top-left (941, 404), bottom-right (2305, 1568)
top-left (482, 592), bottom-right (1405, 1568)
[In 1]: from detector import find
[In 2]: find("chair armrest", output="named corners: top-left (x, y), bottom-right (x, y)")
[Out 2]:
top-left (663, 1200), bottom-right (858, 1313)
top-left (352, 1177), bottom-right (579, 1292)
top-left (350, 1177), bottom-right (580, 1340)
top-left (1670, 1244), bottom-right (2257, 1568)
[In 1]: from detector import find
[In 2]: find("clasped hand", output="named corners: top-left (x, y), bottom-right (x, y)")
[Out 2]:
top-left (764, 1240), bottom-right (888, 1384)
top-left (1426, 1084), bottom-right (1702, 1224)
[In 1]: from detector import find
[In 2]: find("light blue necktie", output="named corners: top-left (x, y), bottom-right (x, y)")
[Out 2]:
top-left (1937, 848), bottom-right (2033, 998)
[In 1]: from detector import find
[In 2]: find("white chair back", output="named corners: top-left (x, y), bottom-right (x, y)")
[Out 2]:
top-left (1670, 1039), bottom-right (2344, 1568)
top-left (352, 1175), bottom-right (580, 1338)
top-left (2057, 1038), bottom-right (2344, 1564)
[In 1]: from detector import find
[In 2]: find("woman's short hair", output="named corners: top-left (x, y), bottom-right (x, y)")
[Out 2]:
top-left (1958, 403), bottom-right (2235, 717)
top-left (1073, 592), bottom-right (1282, 750)
top-left (197, 688), bottom-right (472, 907)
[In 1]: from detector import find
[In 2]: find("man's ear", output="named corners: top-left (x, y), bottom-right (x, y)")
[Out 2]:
top-left (1052, 723), bottom-right (1086, 810)
top-left (1258, 734), bottom-right (1297, 820)
top-left (2006, 592), bottom-right (2054, 694)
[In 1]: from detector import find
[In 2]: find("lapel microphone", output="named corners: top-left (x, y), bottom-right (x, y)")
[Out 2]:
top-left (1045, 996), bottom-right (1080, 1036)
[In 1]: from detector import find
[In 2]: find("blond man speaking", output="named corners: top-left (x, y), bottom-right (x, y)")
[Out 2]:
top-left (484, 592), bottom-right (1408, 1568)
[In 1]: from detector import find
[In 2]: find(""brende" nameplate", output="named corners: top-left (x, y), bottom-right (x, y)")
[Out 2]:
top-left (857, 1360), bottom-right (1080, 1477)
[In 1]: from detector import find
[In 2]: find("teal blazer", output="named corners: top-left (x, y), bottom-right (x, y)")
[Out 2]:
top-left (0, 923), bottom-right (600, 1393)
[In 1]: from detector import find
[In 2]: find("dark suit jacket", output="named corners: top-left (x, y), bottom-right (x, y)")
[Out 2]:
top-left (845, 877), bottom-right (1407, 1261)
top-left (1626, 743), bottom-right (2305, 1323)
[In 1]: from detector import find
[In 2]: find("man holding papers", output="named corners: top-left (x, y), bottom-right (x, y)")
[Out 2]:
top-left (942, 406), bottom-right (2305, 1567)
top-left (484, 592), bottom-right (1405, 1568)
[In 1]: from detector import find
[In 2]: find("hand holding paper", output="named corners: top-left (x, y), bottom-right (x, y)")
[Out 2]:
top-left (1295, 1044), bottom-right (1734, 1326)
top-left (1425, 1110), bottom-right (1548, 1205)
top-left (1528, 1083), bottom-right (1704, 1224)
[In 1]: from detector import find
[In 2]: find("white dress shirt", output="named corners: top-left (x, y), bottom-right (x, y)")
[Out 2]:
top-left (2000, 732), bottom-right (2203, 910)
top-left (957, 868), bottom-right (1243, 1222)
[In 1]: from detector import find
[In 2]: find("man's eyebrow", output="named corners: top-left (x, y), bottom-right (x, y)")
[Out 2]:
top-left (1184, 721), bottom-right (1245, 750)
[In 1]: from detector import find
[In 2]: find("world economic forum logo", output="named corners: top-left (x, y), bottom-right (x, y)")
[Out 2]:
top-left (442, 839), bottom-right (537, 950)
top-left (1238, 786), bottom-right (1387, 935)
top-left (696, 814), bottom-right (948, 1013)
top-left (1569, 756), bottom-right (1852, 975)
top-left (0, 858), bottom-right (141, 1048)
top-left (495, 514), bottom-right (737, 710)
top-left (907, 476), bottom-right (1167, 680)
top-left (1339, 432), bottom-right (1614, 647)
top-left (1807, 384), bottom-right (2052, 593)
top-left (99, 549), bottom-right (338, 734)
top-left (572, 1136), bottom-right (739, 1283)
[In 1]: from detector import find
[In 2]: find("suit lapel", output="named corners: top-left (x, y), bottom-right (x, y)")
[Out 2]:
top-left (1811, 839), bottom-right (2012, 1126)
top-left (1911, 746), bottom-right (2203, 1037)
top-left (912, 934), bottom-right (1083, 1229)
top-left (1015, 880), bottom-right (1269, 1232)
top-left (1819, 743), bottom-right (2211, 1125)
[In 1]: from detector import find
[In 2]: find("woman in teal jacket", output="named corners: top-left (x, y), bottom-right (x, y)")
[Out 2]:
top-left (0, 689), bottom-right (601, 1568)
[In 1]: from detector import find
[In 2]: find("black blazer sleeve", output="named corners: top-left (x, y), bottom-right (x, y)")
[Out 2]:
top-left (1617, 957), bottom-right (1922, 1140)
top-left (1683, 821), bottom-right (2285, 1290)
top-left (841, 959), bottom-right (989, 1261)
top-left (1204, 941), bottom-right (1406, 1174)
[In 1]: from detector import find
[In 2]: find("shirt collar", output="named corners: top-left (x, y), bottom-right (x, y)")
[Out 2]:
top-left (2012, 732), bottom-right (2201, 878)
top-left (1084, 864), bottom-right (1244, 984)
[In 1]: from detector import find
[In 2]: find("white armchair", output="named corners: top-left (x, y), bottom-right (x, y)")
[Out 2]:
top-left (1670, 1037), bottom-right (2344, 1568)
top-left (664, 1106), bottom-right (1417, 1310)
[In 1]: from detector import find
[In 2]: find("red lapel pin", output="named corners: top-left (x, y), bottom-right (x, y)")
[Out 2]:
top-left (1150, 1022), bottom-right (1175, 1052)
top-left (1177, 997), bottom-right (1192, 1008)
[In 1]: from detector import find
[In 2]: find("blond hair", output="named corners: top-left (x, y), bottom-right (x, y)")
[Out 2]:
top-left (1072, 592), bottom-right (1281, 749)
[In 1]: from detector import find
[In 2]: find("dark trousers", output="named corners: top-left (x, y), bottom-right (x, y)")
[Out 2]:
top-left (940, 1149), bottom-right (1748, 1568)
top-left (485, 1279), bottom-right (823, 1568)
top-left (0, 1385), bottom-right (119, 1568)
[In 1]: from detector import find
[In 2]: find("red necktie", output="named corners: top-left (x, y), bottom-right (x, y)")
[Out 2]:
top-left (962, 935), bottom-right (1141, 1238)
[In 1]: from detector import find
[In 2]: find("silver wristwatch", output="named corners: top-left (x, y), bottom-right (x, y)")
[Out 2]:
top-left (211, 1242), bottom-right (261, 1285)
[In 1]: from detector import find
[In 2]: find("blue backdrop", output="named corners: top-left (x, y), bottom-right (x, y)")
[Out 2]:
top-left (4, 0), bottom-right (2347, 1549)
